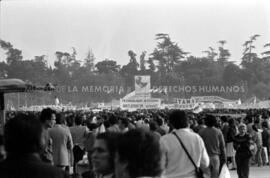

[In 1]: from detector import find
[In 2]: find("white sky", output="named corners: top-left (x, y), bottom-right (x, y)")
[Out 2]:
top-left (0, 0), bottom-right (269, 66)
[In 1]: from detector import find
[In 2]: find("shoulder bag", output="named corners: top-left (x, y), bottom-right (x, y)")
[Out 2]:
top-left (172, 132), bottom-right (204, 178)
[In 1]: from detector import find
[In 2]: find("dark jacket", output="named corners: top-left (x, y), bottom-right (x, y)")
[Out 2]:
top-left (226, 126), bottom-right (237, 143)
top-left (233, 133), bottom-right (252, 157)
top-left (0, 154), bottom-right (69, 178)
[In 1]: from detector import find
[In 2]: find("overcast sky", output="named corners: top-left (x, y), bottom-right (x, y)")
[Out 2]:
top-left (0, 0), bottom-right (269, 66)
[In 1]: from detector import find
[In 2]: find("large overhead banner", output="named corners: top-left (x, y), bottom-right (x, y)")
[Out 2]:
top-left (134, 75), bottom-right (151, 98)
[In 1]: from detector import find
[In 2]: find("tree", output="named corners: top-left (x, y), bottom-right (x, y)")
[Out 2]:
top-left (239, 34), bottom-right (270, 90)
top-left (202, 47), bottom-right (218, 61)
top-left (217, 40), bottom-right (231, 66)
top-left (83, 49), bottom-right (95, 72)
top-left (241, 34), bottom-right (260, 67)
top-left (150, 33), bottom-right (187, 75)
top-left (6, 48), bottom-right (23, 64)
top-left (147, 58), bottom-right (156, 72)
top-left (178, 55), bottom-right (225, 85)
top-left (53, 49), bottom-right (81, 84)
top-left (95, 59), bottom-right (120, 74)
top-left (33, 55), bottom-right (49, 81)
top-left (0, 39), bottom-right (23, 64)
top-left (0, 39), bottom-right (12, 49)
top-left (261, 43), bottom-right (270, 63)
top-left (150, 48), bottom-right (166, 74)
top-left (222, 63), bottom-right (242, 84)
top-left (54, 47), bottom-right (79, 68)
top-left (0, 62), bottom-right (8, 78)
top-left (251, 82), bottom-right (270, 100)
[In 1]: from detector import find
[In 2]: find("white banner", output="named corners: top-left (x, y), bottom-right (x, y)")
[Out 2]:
top-left (174, 103), bottom-right (195, 110)
top-left (258, 100), bottom-right (270, 108)
top-left (174, 96), bottom-right (239, 109)
top-left (120, 98), bottom-right (161, 110)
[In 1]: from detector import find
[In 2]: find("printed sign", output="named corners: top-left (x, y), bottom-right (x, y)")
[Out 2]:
top-left (134, 75), bottom-right (151, 98)
top-left (120, 98), bottom-right (161, 110)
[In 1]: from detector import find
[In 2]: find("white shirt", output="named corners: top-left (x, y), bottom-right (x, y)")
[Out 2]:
top-left (160, 128), bottom-right (209, 178)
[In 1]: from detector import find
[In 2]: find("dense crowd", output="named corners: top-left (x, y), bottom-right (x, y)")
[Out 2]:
top-left (0, 108), bottom-right (269, 178)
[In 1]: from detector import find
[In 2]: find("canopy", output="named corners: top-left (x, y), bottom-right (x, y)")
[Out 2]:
top-left (0, 79), bottom-right (55, 130)
top-left (0, 78), bottom-right (55, 93)
top-left (0, 79), bottom-right (33, 93)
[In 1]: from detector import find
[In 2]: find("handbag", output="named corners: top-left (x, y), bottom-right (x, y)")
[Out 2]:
top-left (219, 164), bottom-right (231, 178)
top-left (249, 141), bottom-right (257, 156)
top-left (172, 132), bottom-right (204, 178)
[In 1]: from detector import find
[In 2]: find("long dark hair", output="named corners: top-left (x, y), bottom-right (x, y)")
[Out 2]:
top-left (5, 113), bottom-right (43, 154)
top-left (116, 128), bottom-right (162, 178)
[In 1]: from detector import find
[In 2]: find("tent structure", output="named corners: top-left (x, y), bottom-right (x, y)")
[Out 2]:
top-left (0, 79), bottom-right (54, 130)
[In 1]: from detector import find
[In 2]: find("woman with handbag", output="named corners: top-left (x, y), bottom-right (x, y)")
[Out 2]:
top-left (233, 123), bottom-right (252, 178)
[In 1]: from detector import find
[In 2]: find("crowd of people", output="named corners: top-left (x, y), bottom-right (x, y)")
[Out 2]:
top-left (0, 108), bottom-right (269, 178)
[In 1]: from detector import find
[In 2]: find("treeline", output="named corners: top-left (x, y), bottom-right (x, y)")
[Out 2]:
top-left (0, 33), bottom-right (270, 106)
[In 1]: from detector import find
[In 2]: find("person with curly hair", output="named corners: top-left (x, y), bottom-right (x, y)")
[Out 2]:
top-left (0, 113), bottom-right (68, 178)
top-left (114, 128), bottom-right (162, 178)
top-left (91, 132), bottom-right (120, 178)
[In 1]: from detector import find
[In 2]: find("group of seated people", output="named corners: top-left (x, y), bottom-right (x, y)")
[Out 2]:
top-left (0, 108), bottom-right (269, 178)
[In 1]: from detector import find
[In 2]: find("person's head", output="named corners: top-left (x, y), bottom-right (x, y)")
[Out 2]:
top-left (261, 121), bottom-right (269, 130)
top-left (197, 118), bottom-right (205, 125)
top-left (82, 114), bottom-right (87, 122)
top-left (75, 115), bottom-right (83, 126)
top-left (246, 115), bottom-right (254, 124)
top-left (149, 121), bottom-right (158, 132)
top-left (204, 115), bottom-right (217, 127)
top-left (109, 114), bottom-right (118, 126)
top-left (65, 114), bottom-right (74, 127)
top-left (55, 113), bottom-right (66, 125)
top-left (156, 117), bottom-right (164, 126)
top-left (262, 114), bottom-right (269, 120)
top-left (220, 116), bottom-right (228, 123)
top-left (114, 128), bottom-right (162, 178)
top-left (86, 122), bottom-right (98, 131)
top-left (91, 132), bottom-right (119, 176)
top-left (39, 108), bottom-right (56, 128)
top-left (4, 113), bottom-right (44, 155)
top-left (254, 118), bottom-right (260, 127)
top-left (238, 123), bottom-right (247, 136)
top-left (118, 118), bottom-right (129, 130)
top-left (228, 118), bottom-right (235, 127)
top-left (169, 110), bottom-right (189, 129)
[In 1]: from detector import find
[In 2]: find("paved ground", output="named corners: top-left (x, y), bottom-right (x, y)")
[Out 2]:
top-left (77, 165), bottom-right (270, 178)
top-left (229, 166), bottom-right (270, 178)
